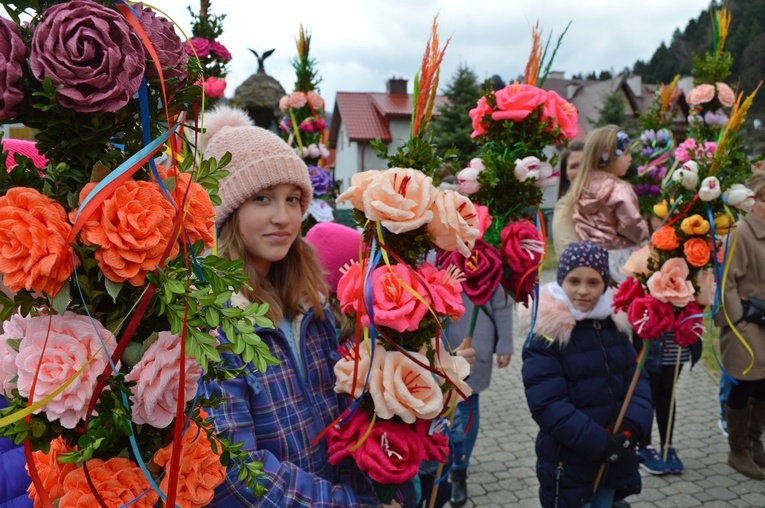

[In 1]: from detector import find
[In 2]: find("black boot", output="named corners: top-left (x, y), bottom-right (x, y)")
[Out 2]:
top-left (449, 469), bottom-right (467, 508)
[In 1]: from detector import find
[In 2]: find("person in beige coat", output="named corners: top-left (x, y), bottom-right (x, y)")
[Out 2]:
top-left (552, 141), bottom-right (584, 257)
top-left (716, 173), bottom-right (765, 479)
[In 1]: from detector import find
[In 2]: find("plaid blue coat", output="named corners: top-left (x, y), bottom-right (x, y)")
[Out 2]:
top-left (200, 307), bottom-right (379, 507)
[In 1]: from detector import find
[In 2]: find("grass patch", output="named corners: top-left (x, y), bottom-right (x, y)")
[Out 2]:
top-left (542, 238), bottom-right (558, 271)
top-left (701, 315), bottom-right (721, 378)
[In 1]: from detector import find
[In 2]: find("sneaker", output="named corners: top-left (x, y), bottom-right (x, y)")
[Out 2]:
top-left (719, 418), bottom-right (729, 437)
top-left (639, 446), bottom-right (670, 475)
top-left (664, 446), bottom-right (684, 474)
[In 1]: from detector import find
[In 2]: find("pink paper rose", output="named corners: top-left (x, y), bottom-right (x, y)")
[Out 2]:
top-left (370, 263), bottom-right (431, 333)
top-left (492, 83), bottom-right (548, 122)
top-left (278, 95), bottom-right (290, 112)
top-left (210, 41), bottom-right (232, 61)
top-left (307, 91), bottom-right (324, 109)
top-left (334, 341), bottom-right (386, 399)
top-left (14, 312), bottom-right (118, 428)
top-left (0, 18), bottom-right (27, 121)
top-left (417, 263), bottom-right (465, 319)
top-left (613, 277), bottom-right (646, 313)
top-left (203, 76), bottom-right (227, 99)
top-left (427, 189), bottom-right (480, 257)
top-left (673, 302), bottom-right (705, 347)
top-left (627, 295), bottom-right (675, 340)
top-left (288, 92), bottom-right (308, 109)
top-left (30, 0), bottom-right (146, 113)
top-left (438, 239), bottom-right (503, 306)
top-left (469, 96), bottom-right (492, 138)
top-left (473, 204), bottom-right (492, 239)
top-left (375, 350), bottom-right (443, 423)
top-left (716, 82), bottom-right (735, 107)
top-left (686, 84), bottom-right (715, 106)
top-left (646, 257), bottom-right (696, 307)
top-left (695, 268), bottom-right (716, 307)
top-left (186, 37), bottom-right (211, 58)
top-left (500, 220), bottom-right (545, 277)
top-left (336, 260), bottom-right (368, 315)
top-left (358, 168), bottom-right (437, 234)
top-left (542, 90), bottom-right (579, 139)
top-left (0, 313), bottom-right (25, 396)
top-left (124, 331), bottom-right (202, 428)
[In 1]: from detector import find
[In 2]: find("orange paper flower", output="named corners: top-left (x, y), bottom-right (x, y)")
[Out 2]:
top-left (27, 437), bottom-right (77, 507)
top-left (651, 225), bottom-right (680, 251)
top-left (168, 169), bottom-right (215, 248)
top-left (58, 457), bottom-right (159, 508)
top-left (153, 419), bottom-right (227, 508)
top-left (0, 187), bottom-right (77, 296)
top-left (73, 180), bottom-right (179, 286)
top-left (683, 238), bottom-right (711, 267)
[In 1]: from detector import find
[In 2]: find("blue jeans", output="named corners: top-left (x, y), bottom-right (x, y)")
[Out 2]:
top-left (453, 393), bottom-right (479, 471)
top-left (720, 373), bottom-right (733, 417)
top-left (583, 487), bottom-right (615, 508)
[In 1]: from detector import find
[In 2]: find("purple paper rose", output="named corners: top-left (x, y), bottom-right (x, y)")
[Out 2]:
top-left (210, 41), bottom-right (232, 61)
top-left (29, 0), bottom-right (146, 113)
top-left (0, 17), bottom-right (26, 121)
top-left (186, 37), bottom-right (211, 58)
top-left (133, 3), bottom-right (188, 90)
top-left (307, 165), bottom-right (331, 196)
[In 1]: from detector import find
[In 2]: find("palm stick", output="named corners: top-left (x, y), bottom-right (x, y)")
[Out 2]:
top-left (663, 345), bottom-right (683, 461)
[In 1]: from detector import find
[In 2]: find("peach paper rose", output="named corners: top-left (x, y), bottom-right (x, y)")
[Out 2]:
top-left (0, 313), bottom-right (25, 396)
top-left (278, 94), bottom-right (289, 112)
top-left (125, 331), bottom-right (202, 428)
top-left (427, 189), bottom-right (479, 257)
top-left (59, 458), bottom-right (159, 508)
top-left (651, 225), bottom-right (680, 251)
top-left (680, 214), bottom-right (710, 236)
top-left (73, 180), bottom-right (180, 286)
top-left (14, 312), bottom-right (118, 428)
top-left (153, 418), bottom-right (227, 508)
top-left (334, 341), bottom-right (386, 398)
top-left (646, 257), bottom-right (696, 307)
top-left (619, 245), bottom-right (655, 278)
top-left (687, 84), bottom-right (715, 106)
top-left (0, 187), bottom-right (77, 296)
top-left (27, 436), bottom-right (77, 507)
top-left (288, 91), bottom-right (307, 109)
top-left (683, 238), bottom-right (711, 268)
top-left (359, 168), bottom-right (437, 234)
top-left (716, 82), bottom-right (735, 107)
top-left (372, 350), bottom-right (443, 423)
top-left (336, 170), bottom-right (384, 211)
top-left (306, 90), bottom-right (324, 109)
top-left (370, 263), bottom-right (431, 332)
top-left (419, 338), bottom-right (472, 399)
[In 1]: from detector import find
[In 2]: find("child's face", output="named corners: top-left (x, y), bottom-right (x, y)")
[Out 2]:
top-left (561, 266), bottom-right (605, 312)
top-left (566, 151), bottom-right (583, 182)
top-left (236, 184), bottom-right (303, 275)
top-left (610, 152), bottom-right (632, 177)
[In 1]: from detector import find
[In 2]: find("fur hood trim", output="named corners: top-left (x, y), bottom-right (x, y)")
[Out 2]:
top-left (518, 285), bottom-right (630, 346)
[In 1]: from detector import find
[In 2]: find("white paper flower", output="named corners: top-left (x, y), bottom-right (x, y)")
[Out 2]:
top-left (724, 183), bottom-right (756, 210)
top-left (698, 176), bottom-right (722, 201)
top-left (671, 169), bottom-right (699, 190)
top-left (305, 198), bottom-right (334, 222)
top-left (457, 158), bottom-right (484, 195)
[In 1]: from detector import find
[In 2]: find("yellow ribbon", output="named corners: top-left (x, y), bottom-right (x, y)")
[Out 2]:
top-left (720, 226), bottom-right (756, 375)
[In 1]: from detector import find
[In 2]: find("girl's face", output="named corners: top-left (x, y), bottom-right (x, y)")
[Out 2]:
top-left (566, 151), bottom-right (583, 182)
top-left (610, 151), bottom-right (632, 177)
top-left (237, 184), bottom-right (303, 275)
top-left (561, 266), bottom-right (606, 312)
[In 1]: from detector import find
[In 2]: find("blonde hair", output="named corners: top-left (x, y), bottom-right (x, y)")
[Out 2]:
top-left (565, 125), bottom-right (620, 216)
top-left (217, 212), bottom-right (327, 322)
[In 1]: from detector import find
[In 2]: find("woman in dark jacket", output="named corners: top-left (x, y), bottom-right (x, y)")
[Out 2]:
top-left (521, 242), bottom-right (652, 507)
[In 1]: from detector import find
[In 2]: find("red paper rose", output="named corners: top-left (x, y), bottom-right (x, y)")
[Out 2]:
top-left (504, 268), bottom-right (538, 308)
top-left (613, 277), bottom-right (646, 314)
top-left (438, 239), bottom-right (503, 307)
top-left (326, 410), bottom-right (372, 465)
top-left (413, 418), bottom-right (449, 463)
top-left (627, 295), bottom-right (675, 340)
top-left (351, 418), bottom-right (425, 484)
top-left (500, 220), bottom-right (544, 277)
top-left (673, 302), bottom-right (704, 347)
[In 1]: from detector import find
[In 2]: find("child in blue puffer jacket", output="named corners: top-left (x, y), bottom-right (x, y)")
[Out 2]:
top-left (521, 242), bottom-right (652, 508)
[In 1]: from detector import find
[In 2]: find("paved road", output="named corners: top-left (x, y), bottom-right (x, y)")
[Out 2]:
top-left (460, 273), bottom-right (765, 507)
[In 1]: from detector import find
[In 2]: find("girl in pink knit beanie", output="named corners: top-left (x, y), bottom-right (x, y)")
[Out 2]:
top-left (199, 105), bottom-right (403, 507)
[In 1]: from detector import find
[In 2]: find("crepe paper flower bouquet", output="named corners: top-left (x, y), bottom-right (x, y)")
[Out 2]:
top-left (321, 17), bottom-right (479, 503)
top-left (630, 75), bottom-right (682, 217)
top-left (0, 1), bottom-right (275, 506)
top-left (186, 0), bottom-right (232, 102)
top-left (447, 22), bottom-right (578, 306)
top-left (276, 25), bottom-right (334, 230)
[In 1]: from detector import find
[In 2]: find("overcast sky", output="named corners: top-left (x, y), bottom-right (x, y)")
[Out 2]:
top-left (13, 1), bottom-right (716, 112)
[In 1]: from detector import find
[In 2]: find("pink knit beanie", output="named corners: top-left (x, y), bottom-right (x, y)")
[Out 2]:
top-left (204, 105), bottom-right (312, 227)
top-left (305, 222), bottom-right (362, 295)
top-left (3, 138), bottom-right (48, 170)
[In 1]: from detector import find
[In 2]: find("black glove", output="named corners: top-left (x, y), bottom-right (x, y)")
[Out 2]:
top-left (601, 430), bottom-right (633, 463)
